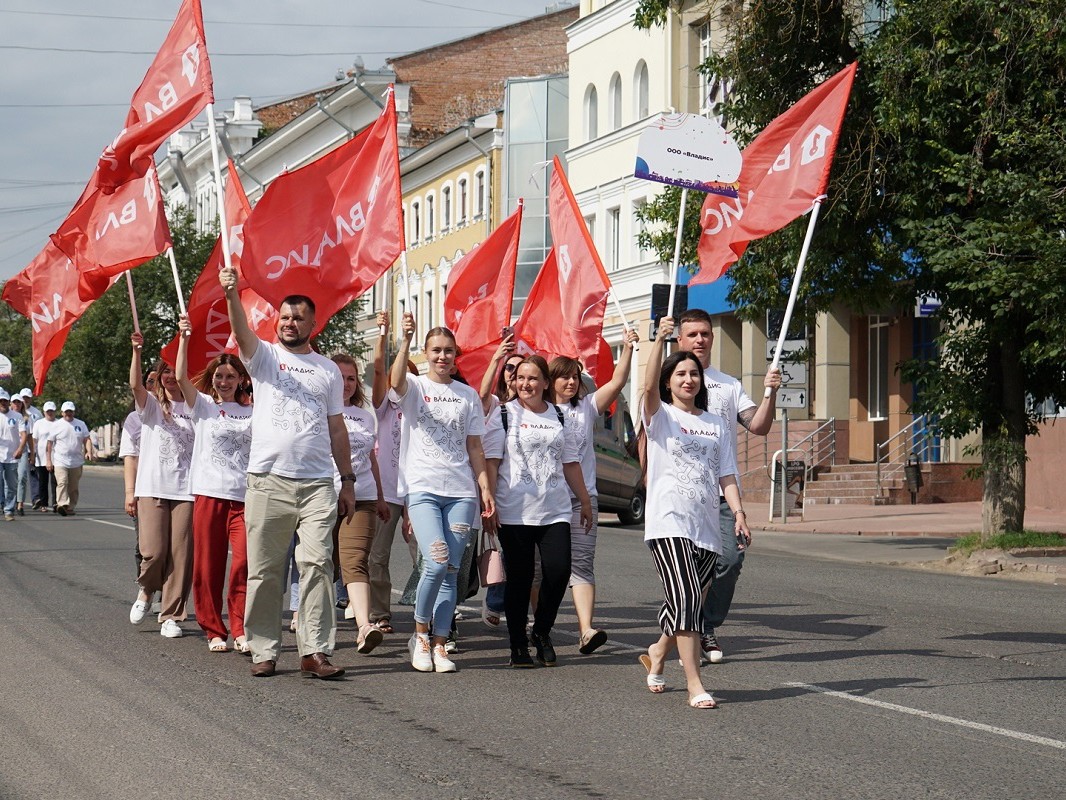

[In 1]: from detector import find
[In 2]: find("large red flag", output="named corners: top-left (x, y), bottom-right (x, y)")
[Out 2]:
top-left (693, 62), bottom-right (857, 285)
top-left (96, 0), bottom-right (213, 192)
top-left (514, 157), bottom-right (612, 384)
top-left (1, 243), bottom-right (115, 393)
top-left (240, 90), bottom-right (404, 335)
top-left (50, 164), bottom-right (172, 300)
top-left (445, 203), bottom-right (522, 386)
top-left (160, 162), bottom-right (276, 372)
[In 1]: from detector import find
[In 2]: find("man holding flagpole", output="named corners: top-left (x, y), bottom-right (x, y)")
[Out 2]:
top-left (220, 265), bottom-right (354, 680)
top-left (676, 308), bottom-right (781, 663)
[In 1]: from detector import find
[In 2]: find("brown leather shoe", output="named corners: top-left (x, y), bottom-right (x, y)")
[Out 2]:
top-left (250, 660), bottom-right (276, 677)
top-left (300, 652), bottom-right (344, 680)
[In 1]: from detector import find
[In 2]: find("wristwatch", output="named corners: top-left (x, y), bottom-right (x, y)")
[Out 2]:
top-left (339, 473), bottom-right (357, 483)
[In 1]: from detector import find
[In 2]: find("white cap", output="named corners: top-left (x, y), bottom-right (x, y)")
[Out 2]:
top-left (0, 389), bottom-right (9, 401)
top-left (19, 388), bottom-right (32, 398)
top-left (43, 401), bottom-right (57, 412)
top-left (61, 401), bottom-right (76, 412)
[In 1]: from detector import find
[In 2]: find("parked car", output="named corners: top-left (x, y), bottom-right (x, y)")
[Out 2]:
top-left (586, 380), bottom-right (645, 527)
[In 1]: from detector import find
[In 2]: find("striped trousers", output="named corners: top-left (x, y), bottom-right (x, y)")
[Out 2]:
top-left (647, 537), bottom-right (718, 637)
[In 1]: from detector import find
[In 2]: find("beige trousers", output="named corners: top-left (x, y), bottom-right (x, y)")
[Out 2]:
top-left (54, 465), bottom-right (83, 510)
top-left (368, 502), bottom-right (403, 623)
top-left (244, 473), bottom-right (337, 663)
top-left (136, 497), bottom-right (194, 621)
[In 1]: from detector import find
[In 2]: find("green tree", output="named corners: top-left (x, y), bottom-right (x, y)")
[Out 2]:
top-left (635, 0), bottom-right (1066, 535)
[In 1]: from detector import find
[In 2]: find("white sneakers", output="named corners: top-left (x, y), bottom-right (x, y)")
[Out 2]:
top-left (160, 619), bottom-right (183, 638)
top-left (432, 644), bottom-right (456, 673)
top-left (409, 633), bottom-right (434, 672)
top-left (129, 599), bottom-right (151, 625)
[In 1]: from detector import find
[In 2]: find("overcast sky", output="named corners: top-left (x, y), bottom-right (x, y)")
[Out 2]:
top-left (0, 0), bottom-right (566, 281)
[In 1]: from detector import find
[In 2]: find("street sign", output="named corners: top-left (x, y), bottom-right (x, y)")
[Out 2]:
top-left (777, 388), bottom-right (807, 409)
top-left (915, 293), bottom-right (941, 318)
top-left (779, 362), bottom-right (807, 386)
top-left (767, 340), bottom-right (806, 362)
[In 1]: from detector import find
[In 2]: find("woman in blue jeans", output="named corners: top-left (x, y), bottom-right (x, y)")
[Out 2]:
top-left (390, 312), bottom-right (494, 673)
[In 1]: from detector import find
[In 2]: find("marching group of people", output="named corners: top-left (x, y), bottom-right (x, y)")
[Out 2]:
top-left (112, 265), bottom-right (780, 710)
top-left (0, 387), bottom-right (93, 520)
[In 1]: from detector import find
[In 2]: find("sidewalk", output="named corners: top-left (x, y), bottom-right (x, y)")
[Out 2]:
top-left (743, 500), bottom-right (1065, 584)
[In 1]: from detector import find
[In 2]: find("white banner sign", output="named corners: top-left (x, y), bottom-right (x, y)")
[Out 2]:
top-left (634, 112), bottom-right (741, 196)
top-left (0, 355), bottom-right (11, 380)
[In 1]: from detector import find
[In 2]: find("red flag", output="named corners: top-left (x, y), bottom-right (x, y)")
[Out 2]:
top-left (96, 0), bottom-right (213, 192)
top-left (446, 203), bottom-right (522, 386)
top-left (1, 243), bottom-right (115, 393)
top-left (514, 157), bottom-right (612, 384)
top-left (159, 161), bottom-right (276, 372)
top-left (50, 164), bottom-right (172, 300)
top-left (240, 90), bottom-right (404, 335)
top-left (693, 62), bottom-right (857, 286)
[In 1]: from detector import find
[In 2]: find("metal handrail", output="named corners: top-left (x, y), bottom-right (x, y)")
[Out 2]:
top-left (875, 415), bottom-right (934, 496)
top-left (791, 417), bottom-right (837, 471)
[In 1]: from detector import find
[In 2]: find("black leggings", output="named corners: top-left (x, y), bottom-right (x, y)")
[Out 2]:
top-left (497, 521), bottom-right (571, 649)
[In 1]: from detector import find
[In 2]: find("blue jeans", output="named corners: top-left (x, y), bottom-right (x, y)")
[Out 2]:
top-left (407, 492), bottom-right (476, 636)
top-left (16, 453), bottom-right (31, 505)
top-left (702, 502), bottom-right (744, 631)
top-left (0, 462), bottom-right (17, 514)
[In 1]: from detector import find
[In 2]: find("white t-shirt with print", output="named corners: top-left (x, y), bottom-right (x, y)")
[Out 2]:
top-left (641, 402), bottom-right (737, 553)
top-left (31, 417), bottom-right (58, 468)
top-left (135, 395), bottom-right (195, 501)
top-left (374, 398), bottom-right (403, 506)
top-left (189, 392), bottom-right (253, 502)
top-left (335, 404), bottom-right (378, 502)
top-left (48, 417), bottom-right (90, 469)
top-left (118, 411), bottom-right (141, 459)
top-left (390, 374), bottom-right (485, 499)
top-left (0, 410), bottom-right (24, 463)
top-left (243, 341), bottom-right (343, 480)
top-left (486, 399), bottom-right (579, 527)
top-left (560, 393), bottom-right (599, 498)
top-left (703, 364), bottom-right (755, 458)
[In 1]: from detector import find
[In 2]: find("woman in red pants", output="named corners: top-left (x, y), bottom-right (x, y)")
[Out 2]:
top-left (176, 314), bottom-right (254, 653)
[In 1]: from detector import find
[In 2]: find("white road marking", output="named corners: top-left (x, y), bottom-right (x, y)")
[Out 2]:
top-left (85, 517), bottom-right (135, 531)
top-left (786, 681), bottom-right (1066, 751)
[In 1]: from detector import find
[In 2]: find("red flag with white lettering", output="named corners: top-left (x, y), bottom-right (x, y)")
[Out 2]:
top-left (240, 90), bottom-right (404, 335)
top-left (693, 62), bottom-right (857, 286)
top-left (1, 243), bottom-right (116, 393)
top-left (445, 203), bottom-right (522, 386)
top-left (513, 157), bottom-right (612, 384)
top-left (95, 0), bottom-right (213, 192)
top-left (50, 164), bottom-right (172, 300)
top-left (159, 162), bottom-right (276, 372)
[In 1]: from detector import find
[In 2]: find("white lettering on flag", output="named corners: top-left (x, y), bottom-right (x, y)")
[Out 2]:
top-left (800, 125), bottom-right (832, 165)
top-left (30, 294), bottom-right (64, 333)
top-left (181, 43), bottom-right (201, 87)
top-left (558, 245), bottom-right (573, 283)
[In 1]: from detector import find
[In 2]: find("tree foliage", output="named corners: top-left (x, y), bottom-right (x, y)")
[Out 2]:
top-left (0, 206), bottom-right (368, 429)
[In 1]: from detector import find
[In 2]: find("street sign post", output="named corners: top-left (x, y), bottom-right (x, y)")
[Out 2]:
top-left (766, 340), bottom-right (807, 363)
top-left (778, 389), bottom-right (807, 409)
top-left (779, 362), bottom-right (807, 386)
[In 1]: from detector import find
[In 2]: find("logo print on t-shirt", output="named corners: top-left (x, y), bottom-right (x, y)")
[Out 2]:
top-left (415, 394), bottom-right (467, 462)
top-left (271, 366), bottom-right (326, 436)
top-left (209, 415), bottom-right (252, 472)
top-left (510, 419), bottom-right (563, 489)
top-left (158, 416), bottom-right (194, 472)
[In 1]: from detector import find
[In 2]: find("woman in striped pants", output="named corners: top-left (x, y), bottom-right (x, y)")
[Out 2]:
top-left (639, 317), bottom-right (751, 710)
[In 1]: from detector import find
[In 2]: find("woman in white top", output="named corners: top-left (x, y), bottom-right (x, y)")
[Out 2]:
top-left (10, 395), bottom-right (32, 516)
top-left (330, 352), bottom-right (389, 655)
top-left (128, 330), bottom-right (196, 640)
top-left (175, 314), bottom-right (253, 653)
top-left (639, 318), bottom-right (750, 709)
top-left (485, 354), bottom-right (593, 668)
top-left (390, 313), bottom-right (494, 673)
top-left (547, 327), bottom-right (639, 654)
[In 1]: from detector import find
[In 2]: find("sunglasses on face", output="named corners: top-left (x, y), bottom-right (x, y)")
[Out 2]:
top-left (504, 363), bottom-right (522, 374)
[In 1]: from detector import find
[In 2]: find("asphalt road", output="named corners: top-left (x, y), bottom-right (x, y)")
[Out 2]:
top-left (1, 468), bottom-right (1063, 799)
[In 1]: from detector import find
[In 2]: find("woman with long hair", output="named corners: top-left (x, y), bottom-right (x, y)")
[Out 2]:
top-left (10, 394), bottom-right (32, 517)
top-left (175, 314), bottom-right (254, 653)
top-left (330, 352), bottom-right (390, 654)
top-left (547, 327), bottom-right (639, 654)
top-left (485, 354), bottom-right (593, 668)
top-left (390, 313), bottom-right (494, 673)
top-left (128, 330), bottom-right (196, 639)
top-left (638, 318), bottom-right (749, 709)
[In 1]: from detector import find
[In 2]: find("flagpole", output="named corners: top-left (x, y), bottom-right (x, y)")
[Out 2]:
top-left (666, 187), bottom-right (688, 320)
top-left (609, 291), bottom-right (638, 356)
top-left (125, 271), bottom-right (141, 335)
top-left (165, 247), bottom-right (189, 323)
top-left (204, 104), bottom-right (234, 273)
top-left (400, 250), bottom-right (413, 314)
top-left (766, 198), bottom-right (823, 398)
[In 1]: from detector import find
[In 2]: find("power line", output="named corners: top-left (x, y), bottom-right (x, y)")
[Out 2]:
top-left (0, 44), bottom-right (398, 57)
top-left (0, 8), bottom-right (498, 29)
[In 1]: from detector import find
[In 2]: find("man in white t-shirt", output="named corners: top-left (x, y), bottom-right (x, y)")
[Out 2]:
top-left (676, 308), bottom-right (781, 663)
top-left (31, 401), bottom-right (58, 510)
top-left (221, 265), bottom-right (354, 680)
top-left (0, 389), bottom-right (22, 520)
top-left (20, 389), bottom-right (42, 504)
top-left (46, 401), bottom-right (92, 516)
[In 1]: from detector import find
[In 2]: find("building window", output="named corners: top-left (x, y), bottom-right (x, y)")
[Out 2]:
top-left (457, 177), bottom-right (468, 223)
top-left (868, 315), bottom-right (890, 421)
top-left (411, 295), bottom-right (420, 349)
top-left (697, 19), bottom-right (713, 113)
top-left (632, 198), bottom-right (650, 263)
top-left (410, 199), bottom-right (421, 242)
top-left (442, 185), bottom-right (452, 231)
top-left (425, 193), bottom-right (435, 238)
top-left (606, 206), bottom-right (621, 271)
top-left (634, 61), bottom-right (649, 119)
top-left (609, 72), bottom-right (622, 130)
top-left (425, 289), bottom-right (433, 336)
top-left (584, 84), bottom-right (598, 141)
top-left (584, 214), bottom-right (596, 243)
top-left (474, 170), bottom-right (486, 218)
